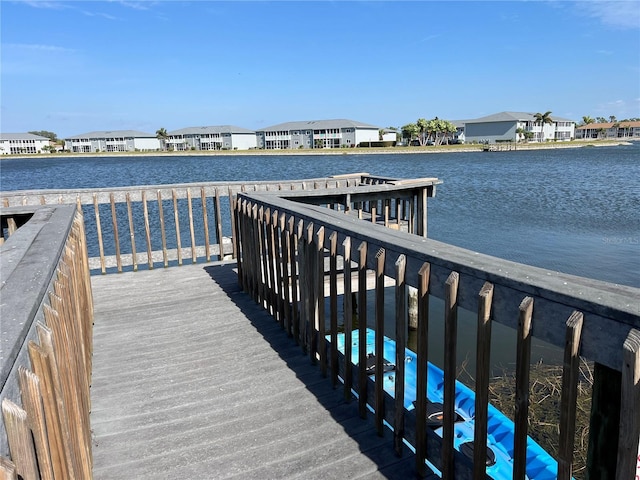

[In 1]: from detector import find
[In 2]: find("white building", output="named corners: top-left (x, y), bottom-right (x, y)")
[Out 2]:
top-left (463, 112), bottom-right (575, 144)
top-left (256, 119), bottom-right (380, 149)
top-left (0, 133), bottom-right (50, 155)
top-left (167, 126), bottom-right (257, 151)
top-left (575, 121), bottom-right (640, 140)
top-left (64, 130), bottom-right (160, 153)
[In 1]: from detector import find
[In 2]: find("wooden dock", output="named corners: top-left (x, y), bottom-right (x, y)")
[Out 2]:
top-left (90, 262), bottom-right (434, 479)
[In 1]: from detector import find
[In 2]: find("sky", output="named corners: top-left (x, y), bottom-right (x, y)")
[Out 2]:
top-left (1, 0), bottom-right (639, 138)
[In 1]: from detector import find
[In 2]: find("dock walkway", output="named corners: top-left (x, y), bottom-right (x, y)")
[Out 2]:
top-left (90, 262), bottom-right (432, 479)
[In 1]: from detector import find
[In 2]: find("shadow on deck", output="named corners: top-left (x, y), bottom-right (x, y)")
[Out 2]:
top-left (90, 262), bottom-right (436, 479)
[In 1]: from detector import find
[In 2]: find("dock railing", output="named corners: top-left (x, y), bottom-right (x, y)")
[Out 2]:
top-left (1, 205), bottom-right (94, 479)
top-left (0, 173), bottom-right (430, 275)
top-left (234, 186), bottom-right (640, 479)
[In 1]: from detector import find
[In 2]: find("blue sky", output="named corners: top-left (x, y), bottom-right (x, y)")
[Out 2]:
top-left (1, 0), bottom-right (639, 137)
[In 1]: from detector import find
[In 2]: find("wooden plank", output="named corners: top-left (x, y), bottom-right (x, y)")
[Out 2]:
top-left (288, 216), bottom-right (299, 340)
top-left (415, 262), bottom-right (431, 477)
top-left (394, 254), bottom-right (407, 455)
top-left (473, 282), bottom-right (494, 480)
top-left (18, 367), bottom-right (55, 480)
top-left (157, 190), bottom-right (168, 268)
top-left (375, 248), bottom-right (386, 436)
top-left (358, 241), bottom-right (368, 419)
top-left (280, 214), bottom-right (291, 335)
top-left (274, 211), bottom-right (286, 326)
top-left (1, 400), bottom-right (38, 480)
top-left (172, 189), bottom-right (182, 266)
top-left (343, 236), bottom-right (354, 402)
top-left (558, 310), bottom-right (583, 480)
top-left (306, 222), bottom-right (316, 362)
top-left (329, 231), bottom-right (339, 388)
top-left (0, 457), bottom-right (17, 480)
top-left (442, 271), bottom-right (459, 480)
top-left (187, 188), bottom-right (197, 263)
top-left (109, 192), bottom-right (122, 272)
top-left (616, 328), bottom-right (640, 480)
top-left (317, 226), bottom-right (326, 377)
top-left (229, 187), bottom-right (238, 259)
top-left (93, 193), bottom-right (106, 274)
top-left (201, 187), bottom-right (211, 261)
top-left (142, 191), bottom-right (153, 269)
top-left (514, 296), bottom-right (534, 480)
top-left (215, 188), bottom-right (224, 261)
top-left (126, 193), bottom-right (138, 271)
top-left (265, 208), bottom-right (276, 316)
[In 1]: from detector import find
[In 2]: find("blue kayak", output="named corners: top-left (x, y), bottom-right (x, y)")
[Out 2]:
top-left (330, 328), bottom-right (563, 480)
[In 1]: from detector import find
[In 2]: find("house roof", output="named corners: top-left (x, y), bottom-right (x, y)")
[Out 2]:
top-left (465, 111), bottom-right (574, 124)
top-left (258, 119), bottom-right (379, 132)
top-left (0, 133), bottom-right (50, 141)
top-left (576, 121), bottom-right (640, 130)
top-left (65, 130), bottom-right (156, 139)
top-left (168, 125), bottom-right (255, 136)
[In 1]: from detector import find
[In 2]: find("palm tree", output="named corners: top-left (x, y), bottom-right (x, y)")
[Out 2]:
top-left (581, 116), bottom-right (595, 126)
top-left (156, 128), bottom-right (169, 151)
top-left (416, 118), bottom-right (428, 146)
top-left (533, 111), bottom-right (553, 142)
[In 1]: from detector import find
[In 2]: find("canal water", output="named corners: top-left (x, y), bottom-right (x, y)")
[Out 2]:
top-left (2, 143), bottom-right (638, 372)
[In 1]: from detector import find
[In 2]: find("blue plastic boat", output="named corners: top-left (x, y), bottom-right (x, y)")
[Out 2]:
top-left (330, 328), bottom-right (563, 480)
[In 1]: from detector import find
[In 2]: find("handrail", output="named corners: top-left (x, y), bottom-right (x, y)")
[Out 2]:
top-left (234, 187), bottom-right (640, 479)
top-left (0, 205), bottom-right (94, 478)
top-left (2, 174), bottom-right (399, 274)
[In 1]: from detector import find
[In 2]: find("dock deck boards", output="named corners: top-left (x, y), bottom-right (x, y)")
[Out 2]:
top-left (90, 262), bottom-right (435, 479)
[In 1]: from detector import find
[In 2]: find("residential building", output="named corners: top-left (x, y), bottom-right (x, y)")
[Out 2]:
top-left (256, 119), bottom-right (380, 149)
top-left (64, 130), bottom-right (160, 153)
top-left (167, 126), bottom-right (256, 151)
top-left (0, 133), bottom-right (50, 155)
top-left (463, 112), bottom-right (575, 144)
top-left (575, 121), bottom-right (640, 140)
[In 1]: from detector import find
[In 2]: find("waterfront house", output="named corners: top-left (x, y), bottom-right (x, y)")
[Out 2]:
top-left (167, 125), bottom-right (257, 151)
top-left (463, 111), bottom-right (575, 144)
top-left (0, 133), bottom-right (50, 155)
top-left (575, 121), bottom-right (640, 140)
top-left (255, 119), bottom-right (380, 149)
top-left (64, 130), bottom-right (161, 153)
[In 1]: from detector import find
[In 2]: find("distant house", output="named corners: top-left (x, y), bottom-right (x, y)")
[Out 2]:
top-left (64, 130), bottom-right (160, 153)
top-left (463, 111), bottom-right (575, 144)
top-left (575, 121), bottom-right (640, 140)
top-left (167, 126), bottom-right (257, 151)
top-left (0, 133), bottom-right (50, 155)
top-left (256, 119), bottom-right (380, 149)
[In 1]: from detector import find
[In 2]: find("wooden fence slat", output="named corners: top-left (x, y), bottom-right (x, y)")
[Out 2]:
top-left (316, 226), bottom-right (326, 377)
top-left (126, 193), bottom-right (138, 271)
top-left (157, 190), bottom-right (168, 267)
top-left (0, 457), bottom-right (17, 479)
top-left (306, 222), bottom-right (316, 361)
top-left (142, 191), bottom-right (153, 269)
top-left (215, 188), bottom-right (224, 261)
top-left (93, 193), bottom-right (106, 274)
top-left (329, 231), bottom-right (338, 388)
top-left (343, 236), bottom-right (354, 402)
top-left (288, 216), bottom-right (299, 340)
top-left (201, 187), bottom-right (211, 261)
top-left (374, 247), bottom-right (386, 436)
top-left (279, 213), bottom-right (291, 332)
top-left (274, 210), bottom-right (285, 326)
top-left (1, 399), bottom-right (38, 480)
top-left (473, 281), bottom-right (494, 480)
top-left (558, 310), bottom-right (584, 480)
top-left (264, 208), bottom-right (276, 316)
top-left (109, 192), bottom-right (122, 272)
top-left (394, 254), bottom-right (407, 454)
top-left (415, 262), bottom-right (431, 476)
top-left (229, 187), bottom-right (238, 259)
top-left (514, 296), bottom-right (534, 480)
top-left (357, 241), bottom-right (368, 419)
top-left (172, 189), bottom-right (182, 266)
top-left (18, 367), bottom-right (55, 480)
top-left (616, 328), bottom-right (640, 480)
top-left (187, 188), bottom-right (197, 263)
top-left (442, 271), bottom-right (459, 480)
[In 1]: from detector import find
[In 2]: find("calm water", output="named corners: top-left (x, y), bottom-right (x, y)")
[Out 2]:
top-left (2, 144), bottom-right (638, 287)
top-left (2, 145), bottom-right (638, 371)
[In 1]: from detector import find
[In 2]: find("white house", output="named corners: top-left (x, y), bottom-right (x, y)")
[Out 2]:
top-left (64, 130), bottom-right (160, 153)
top-left (0, 133), bottom-right (50, 155)
top-left (256, 119), bottom-right (380, 149)
top-left (463, 112), bottom-right (575, 144)
top-left (575, 121), bottom-right (640, 140)
top-left (166, 126), bottom-right (257, 151)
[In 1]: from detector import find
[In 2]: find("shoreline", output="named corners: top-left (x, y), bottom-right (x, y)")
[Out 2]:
top-left (1, 139), bottom-right (635, 160)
